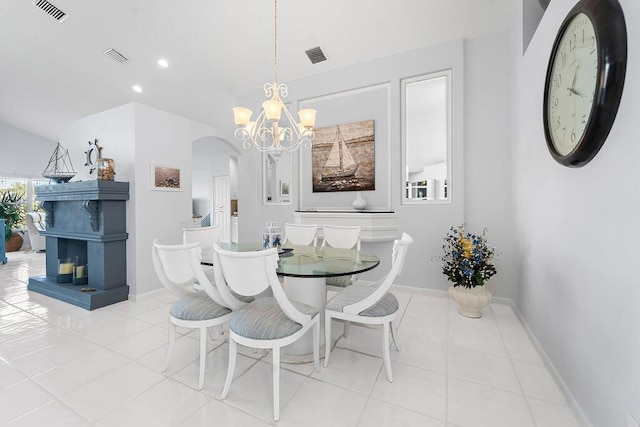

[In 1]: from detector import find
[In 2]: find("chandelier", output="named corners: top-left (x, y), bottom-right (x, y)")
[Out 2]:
top-left (232, 0), bottom-right (316, 156)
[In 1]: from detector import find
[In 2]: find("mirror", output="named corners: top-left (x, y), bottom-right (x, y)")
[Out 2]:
top-left (401, 70), bottom-right (452, 204)
top-left (263, 150), bottom-right (292, 205)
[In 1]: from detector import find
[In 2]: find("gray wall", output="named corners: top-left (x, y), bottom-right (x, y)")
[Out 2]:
top-left (0, 121), bottom-right (57, 178)
top-left (232, 35), bottom-right (517, 297)
top-left (512, 0), bottom-right (640, 425)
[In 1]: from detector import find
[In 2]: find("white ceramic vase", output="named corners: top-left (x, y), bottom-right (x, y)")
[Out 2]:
top-left (449, 285), bottom-right (492, 318)
top-left (352, 192), bottom-right (367, 211)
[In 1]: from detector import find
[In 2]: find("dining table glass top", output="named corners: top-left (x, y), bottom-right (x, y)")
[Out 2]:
top-left (206, 243), bottom-right (380, 278)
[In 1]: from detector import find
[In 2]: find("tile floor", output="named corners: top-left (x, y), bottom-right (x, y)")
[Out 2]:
top-left (0, 251), bottom-right (583, 426)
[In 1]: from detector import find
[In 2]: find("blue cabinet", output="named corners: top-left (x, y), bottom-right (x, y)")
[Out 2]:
top-left (0, 219), bottom-right (7, 264)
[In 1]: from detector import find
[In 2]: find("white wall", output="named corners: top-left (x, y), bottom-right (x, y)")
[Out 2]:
top-left (61, 102), bottom-right (228, 296)
top-left (512, 0), bottom-right (640, 425)
top-left (0, 121), bottom-right (58, 178)
top-left (464, 33), bottom-right (518, 300)
top-left (230, 36), bottom-right (516, 292)
top-left (132, 103), bottom-right (222, 295)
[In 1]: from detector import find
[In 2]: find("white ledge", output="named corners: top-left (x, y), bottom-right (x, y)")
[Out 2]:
top-left (294, 211), bottom-right (398, 242)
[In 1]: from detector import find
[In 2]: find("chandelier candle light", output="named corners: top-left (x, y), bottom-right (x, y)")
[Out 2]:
top-left (232, 0), bottom-right (317, 156)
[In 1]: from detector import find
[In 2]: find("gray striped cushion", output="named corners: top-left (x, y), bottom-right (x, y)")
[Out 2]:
top-left (326, 275), bottom-right (353, 287)
top-left (326, 285), bottom-right (399, 317)
top-left (170, 293), bottom-right (231, 321)
top-left (230, 297), bottom-right (319, 340)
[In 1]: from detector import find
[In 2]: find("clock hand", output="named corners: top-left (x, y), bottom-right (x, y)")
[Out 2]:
top-left (568, 87), bottom-right (586, 98)
top-left (571, 63), bottom-right (579, 90)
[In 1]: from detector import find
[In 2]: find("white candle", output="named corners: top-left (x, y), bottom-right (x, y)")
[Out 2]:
top-left (59, 263), bottom-right (74, 274)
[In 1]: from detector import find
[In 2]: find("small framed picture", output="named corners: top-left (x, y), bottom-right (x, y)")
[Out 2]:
top-left (151, 163), bottom-right (182, 191)
top-left (280, 181), bottom-right (289, 197)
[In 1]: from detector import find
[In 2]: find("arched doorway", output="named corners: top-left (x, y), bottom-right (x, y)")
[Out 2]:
top-left (191, 136), bottom-right (241, 242)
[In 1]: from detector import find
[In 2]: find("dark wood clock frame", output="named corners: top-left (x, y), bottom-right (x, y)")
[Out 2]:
top-left (543, 0), bottom-right (627, 167)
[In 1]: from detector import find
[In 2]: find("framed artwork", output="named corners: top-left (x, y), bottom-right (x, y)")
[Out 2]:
top-left (280, 181), bottom-right (289, 197)
top-left (150, 163), bottom-right (182, 191)
top-left (312, 120), bottom-right (375, 193)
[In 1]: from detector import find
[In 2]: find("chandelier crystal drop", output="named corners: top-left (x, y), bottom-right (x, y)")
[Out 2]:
top-left (232, 0), bottom-right (316, 155)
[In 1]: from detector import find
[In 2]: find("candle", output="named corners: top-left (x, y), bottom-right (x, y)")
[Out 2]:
top-left (75, 265), bottom-right (86, 278)
top-left (59, 263), bottom-right (74, 274)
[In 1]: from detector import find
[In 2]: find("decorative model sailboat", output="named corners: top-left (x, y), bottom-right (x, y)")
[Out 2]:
top-left (321, 126), bottom-right (358, 180)
top-left (42, 143), bottom-right (77, 183)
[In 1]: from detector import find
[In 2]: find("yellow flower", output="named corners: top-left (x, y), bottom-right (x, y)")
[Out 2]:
top-left (461, 238), bottom-right (471, 259)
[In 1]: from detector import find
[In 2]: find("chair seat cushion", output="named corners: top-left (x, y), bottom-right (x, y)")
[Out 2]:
top-left (326, 285), bottom-right (399, 317)
top-left (230, 297), bottom-right (319, 340)
top-left (326, 275), bottom-right (353, 288)
top-left (170, 293), bottom-right (231, 321)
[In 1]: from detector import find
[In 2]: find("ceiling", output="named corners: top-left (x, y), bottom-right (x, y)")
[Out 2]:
top-left (0, 0), bottom-right (513, 142)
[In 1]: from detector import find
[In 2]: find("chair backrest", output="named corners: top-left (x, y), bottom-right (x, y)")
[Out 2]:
top-left (321, 224), bottom-right (361, 251)
top-left (183, 225), bottom-right (220, 257)
top-left (152, 239), bottom-right (226, 306)
top-left (343, 233), bottom-right (413, 315)
top-left (25, 212), bottom-right (46, 233)
top-left (283, 223), bottom-right (318, 247)
top-left (213, 243), bottom-right (312, 324)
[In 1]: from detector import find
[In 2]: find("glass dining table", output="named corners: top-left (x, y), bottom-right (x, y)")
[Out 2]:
top-left (203, 243), bottom-right (380, 360)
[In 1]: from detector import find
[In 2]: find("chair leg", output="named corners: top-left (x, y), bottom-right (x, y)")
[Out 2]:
top-left (162, 319), bottom-right (176, 372)
top-left (198, 327), bottom-right (207, 389)
top-left (390, 319), bottom-right (401, 352)
top-left (313, 320), bottom-right (320, 373)
top-left (381, 322), bottom-right (394, 382)
top-left (221, 338), bottom-right (237, 399)
top-left (343, 320), bottom-right (351, 338)
top-left (324, 314), bottom-right (332, 368)
top-left (272, 346), bottom-right (281, 421)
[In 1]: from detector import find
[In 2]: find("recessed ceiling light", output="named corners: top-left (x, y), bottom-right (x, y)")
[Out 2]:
top-left (157, 58), bottom-right (169, 68)
top-left (132, 85), bottom-right (143, 93)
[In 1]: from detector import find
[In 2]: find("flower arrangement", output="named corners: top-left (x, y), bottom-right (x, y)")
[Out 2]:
top-left (439, 224), bottom-right (497, 288)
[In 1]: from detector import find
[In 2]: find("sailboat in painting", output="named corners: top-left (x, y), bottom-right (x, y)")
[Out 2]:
top-left (321, 126), bottom-right (358, 180)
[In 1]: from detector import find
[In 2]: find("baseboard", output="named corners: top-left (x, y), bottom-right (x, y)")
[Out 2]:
top-left (128, 287), bottom-right (167, 302)
top-left (391, 283), bottom-right (449, 298)
top-left (505, 301), bottom-right (592, 427)
top-left (391, 283), bottom-right (591, 427)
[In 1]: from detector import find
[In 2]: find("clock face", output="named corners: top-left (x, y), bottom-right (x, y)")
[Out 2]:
top-left (547, 13), bottom-right (599, 156)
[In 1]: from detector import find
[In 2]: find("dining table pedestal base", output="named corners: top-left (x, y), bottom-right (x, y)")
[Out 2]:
top-left (282, 276), bottom-right (327, 362)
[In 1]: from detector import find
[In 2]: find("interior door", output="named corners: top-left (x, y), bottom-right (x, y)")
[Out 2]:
top-left (213, 175), bottom-right (230, 242)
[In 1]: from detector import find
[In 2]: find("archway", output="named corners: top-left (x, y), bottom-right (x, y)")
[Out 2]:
top-left (191, 136), bottom-right (242, 242)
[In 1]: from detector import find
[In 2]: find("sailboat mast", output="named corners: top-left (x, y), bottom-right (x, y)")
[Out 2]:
top-left (337, 127), bottom-right (344, 168)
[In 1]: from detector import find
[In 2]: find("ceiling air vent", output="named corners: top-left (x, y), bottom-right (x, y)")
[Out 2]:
top-left (305, 47), bottom-right (327, 64)
top-left (103, 48), bottom-right (128, 64)
top-left (32, 0), bottom-right (68, 23)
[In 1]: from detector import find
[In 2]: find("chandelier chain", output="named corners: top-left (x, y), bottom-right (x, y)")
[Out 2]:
top-left (274, 0), bottom-right (278, 85)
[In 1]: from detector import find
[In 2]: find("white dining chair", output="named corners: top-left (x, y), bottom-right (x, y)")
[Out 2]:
top-left (183, 225), bottom-right (219, 260)
top-left (183, 225), bottom-right (220, 288)
top-left (321, 224), bottom-right (361, 288)
top-left (324, 233), bottom-right (413, 382)
top-left (151, 239), bottom-right (232, 390)
top-left (283, 223), bottom-right (318, 247)
top-left (214, 243), bottom-right (320, 421)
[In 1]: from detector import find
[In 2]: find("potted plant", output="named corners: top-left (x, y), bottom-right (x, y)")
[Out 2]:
top-left (0, 189), bottom-right (26, 252)
top-left (438, 224), bottom-right (497, 318)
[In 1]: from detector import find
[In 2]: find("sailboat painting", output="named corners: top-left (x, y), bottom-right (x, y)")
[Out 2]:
top-left (312, 120), bottom-right (375, 192)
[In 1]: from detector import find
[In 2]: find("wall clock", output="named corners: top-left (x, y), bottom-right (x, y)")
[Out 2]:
top-left (543, 0), bottom-right (627, 167)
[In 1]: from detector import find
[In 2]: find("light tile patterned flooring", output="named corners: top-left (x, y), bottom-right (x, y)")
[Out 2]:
top-left (0, 251), bottom-right (582, 426)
